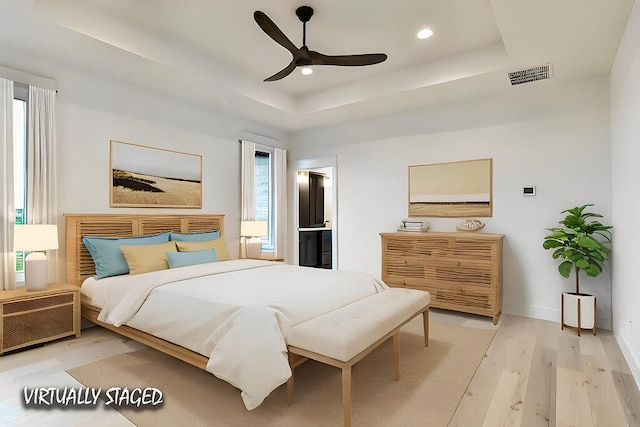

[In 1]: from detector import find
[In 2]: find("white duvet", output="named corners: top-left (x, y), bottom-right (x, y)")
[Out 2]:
top-left (89, 259), bottom-right (388, 410)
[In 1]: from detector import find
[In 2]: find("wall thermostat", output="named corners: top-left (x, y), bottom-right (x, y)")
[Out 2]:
top-left (523, 186), bottom-right (536, 196)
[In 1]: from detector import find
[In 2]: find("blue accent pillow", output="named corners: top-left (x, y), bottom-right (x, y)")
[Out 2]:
top-left (170, 230), bottom-right (221, 242)
top-left (166, 249), bottom-right (218, 268)
top-left (83, 232), bottom-right (171, 279)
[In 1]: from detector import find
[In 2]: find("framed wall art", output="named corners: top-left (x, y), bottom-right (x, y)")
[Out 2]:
top-left (110, 140), bottom-right (202, 208)
top-left (408, 158), bottom-right (492, 217)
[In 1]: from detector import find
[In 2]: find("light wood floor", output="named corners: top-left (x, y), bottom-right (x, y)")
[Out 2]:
top-left (450, 313), bottom-right (640, 427)
top-left (1, 310), bottom-right (638, 426)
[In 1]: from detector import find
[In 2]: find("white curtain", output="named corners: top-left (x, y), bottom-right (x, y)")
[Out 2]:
top-left (27, 86), bottom-right (57, 283)
top-left (273, 147), bottom-right (287, 259)
top-left (241, 140), bottom-right (256, 221)
top-left (240, 141), bottom-right (256, 258)
top-left (0, 78), bottom-right (15, 290)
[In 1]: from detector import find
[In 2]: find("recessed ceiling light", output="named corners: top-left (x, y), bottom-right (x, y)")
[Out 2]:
top-left (417, 28), bottom-right (433, 39)
top-left (301, 67), bottom-right (313, 75)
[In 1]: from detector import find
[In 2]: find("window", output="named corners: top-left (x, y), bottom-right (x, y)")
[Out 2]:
top-left (241, 138), bottom-right (286, 259)
top-left (14, 84), bottom-right (27, 279)
top-left (254, 148), bottom-right (274, 252)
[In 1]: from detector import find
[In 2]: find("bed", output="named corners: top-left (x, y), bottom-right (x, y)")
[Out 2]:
top-left (64, 213), bottom-right (390, 410)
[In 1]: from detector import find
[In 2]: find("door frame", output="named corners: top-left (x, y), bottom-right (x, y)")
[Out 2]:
top-left (291, 156), bottom-right (338, 269)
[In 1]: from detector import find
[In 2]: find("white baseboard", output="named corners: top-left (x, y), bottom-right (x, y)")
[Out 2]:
top-left (615, 330), bottom-right (640, 390)
top-left (503, 302), bottom-right (612, 330)
top-left (503, 302), bottom-right (559, 323)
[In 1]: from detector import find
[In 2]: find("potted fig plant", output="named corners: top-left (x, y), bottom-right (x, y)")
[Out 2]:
top-left (542, 204), bottom-right (612, 335)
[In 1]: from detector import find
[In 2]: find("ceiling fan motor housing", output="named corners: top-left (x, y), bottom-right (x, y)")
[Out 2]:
top-left (296, 6), bottom-right (314, 23)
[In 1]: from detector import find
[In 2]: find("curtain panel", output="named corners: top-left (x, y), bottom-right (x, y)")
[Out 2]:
top-left (0, 78), bottom-right (15, 290)
top-left (241, 141), bottom-right (256, 221)
top-left (27, 86), bottom-right (58, 284)
top-left (273, 147), bottom-right (287, 259)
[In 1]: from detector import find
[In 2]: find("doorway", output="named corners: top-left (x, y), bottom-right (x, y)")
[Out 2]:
top-left (291, 157), bottom-right (337, 270)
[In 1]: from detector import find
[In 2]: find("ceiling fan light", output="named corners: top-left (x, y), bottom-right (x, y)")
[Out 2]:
top-left (417, 28), bottom-right (434, 39)
top-left (301, 67), bottom-right (313, 75)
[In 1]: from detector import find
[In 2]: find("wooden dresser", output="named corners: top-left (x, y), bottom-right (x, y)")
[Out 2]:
top-left (380, 232), bottom-right (504, 324)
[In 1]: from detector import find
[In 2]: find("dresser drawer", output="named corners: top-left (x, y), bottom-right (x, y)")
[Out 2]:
top-left (3, 293), bottom-right (74, 314)
top-left (383, 258), bottom-right (495, 288)
top-left (3, 303), bottom-right (75, 350)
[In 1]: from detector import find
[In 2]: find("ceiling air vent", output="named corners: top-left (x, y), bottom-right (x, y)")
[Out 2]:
top-left (508, 63), bottom-right (552, 85)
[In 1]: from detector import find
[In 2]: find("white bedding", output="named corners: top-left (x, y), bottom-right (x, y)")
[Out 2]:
top-left (81, 275), bottom-right (112, 308)
top-left (82, 259), bottom-right (388, 410)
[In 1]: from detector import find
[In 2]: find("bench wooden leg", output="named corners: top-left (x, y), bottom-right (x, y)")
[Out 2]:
top-left (342, 365), bottom-right (352, 427)
top-left (423, 309), bottom-right (429, 347)
top-left (287, 374), bottom-right (294, 405)
top-left (393, 331), bottom-right (400, 381)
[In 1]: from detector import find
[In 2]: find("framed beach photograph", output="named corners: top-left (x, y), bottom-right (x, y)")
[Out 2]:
top-left (110, 140), bottom-right (202, 208)
top-left (408, 158), bottom-right (492, 217)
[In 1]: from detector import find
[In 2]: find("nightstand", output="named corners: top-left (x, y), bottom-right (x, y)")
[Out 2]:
top-left (0, 283), bottom-right (80, 355)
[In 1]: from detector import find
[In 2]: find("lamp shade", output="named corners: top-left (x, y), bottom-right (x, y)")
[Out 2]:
top-left (240, 220), bottom-right (268, 238)
top-left (14, 224), bottom-right (59, 252)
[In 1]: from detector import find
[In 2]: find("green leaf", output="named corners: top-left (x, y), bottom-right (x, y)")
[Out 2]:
top-left (581, 213), bottom-right (603, 219)
top-left (545, 230), bottom-right (569, 239)
top-left (585, 262), bottom-right (602, 277)
top-left (576, 236), bottom-right (601, 249)
top-left (576, 259), bottom-right (589, 269)
top-left (599, 245), bottom-right (611, 255)
top-left (567, 251), bottom-right (583, 262)
top-left (543, 240), bottom-right (562, 249)
top-left (558, 261), bottom-right (573, 278)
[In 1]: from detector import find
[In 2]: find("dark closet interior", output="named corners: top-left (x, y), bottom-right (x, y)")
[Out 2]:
top-left (298, 171), bottom-right (325, 228)
top-left (298, 171), bottom-right (332, 269)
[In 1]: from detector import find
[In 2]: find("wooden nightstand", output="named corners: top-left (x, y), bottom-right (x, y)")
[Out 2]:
top-left (0, 283), bottom-right (80, 355)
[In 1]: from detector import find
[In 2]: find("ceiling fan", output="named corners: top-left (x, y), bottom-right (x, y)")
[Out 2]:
top-left (254, 6), bottom-right (388, 82)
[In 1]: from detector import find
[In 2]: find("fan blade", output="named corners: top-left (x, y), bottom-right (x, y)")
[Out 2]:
top-left (309, 51), bottom-right (387, 66)
top-left (254, 11), bottom-right (299, 56)
top-left (264, 60), bottom-right (297, 82)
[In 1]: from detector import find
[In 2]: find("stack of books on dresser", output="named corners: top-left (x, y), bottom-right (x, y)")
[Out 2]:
top-left (398, 218), bottom-right (430, 232)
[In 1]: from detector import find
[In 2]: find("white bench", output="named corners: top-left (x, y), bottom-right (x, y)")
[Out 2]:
top-left (286, 288), bottom-right (430, 427)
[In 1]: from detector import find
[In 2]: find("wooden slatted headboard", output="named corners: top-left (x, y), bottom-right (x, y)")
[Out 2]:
top-left (64, 214), bottom-right (225, 287)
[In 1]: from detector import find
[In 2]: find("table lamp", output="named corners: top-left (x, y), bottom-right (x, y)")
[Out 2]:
top-left (14, 224), bottom-right (59, 291)
top-left (240, 220), bottom-right (268, 259)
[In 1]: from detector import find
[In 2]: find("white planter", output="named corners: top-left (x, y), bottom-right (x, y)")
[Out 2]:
top-left (561, 292), bottom-right (596, 335)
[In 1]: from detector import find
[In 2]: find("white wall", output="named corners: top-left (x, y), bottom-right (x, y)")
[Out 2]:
top-left (289, 76), bottom-right (613, 329)
top-left (610, 0), bottom-right (640, 386)
top-left (48, 64), bottom-right (286, 282)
